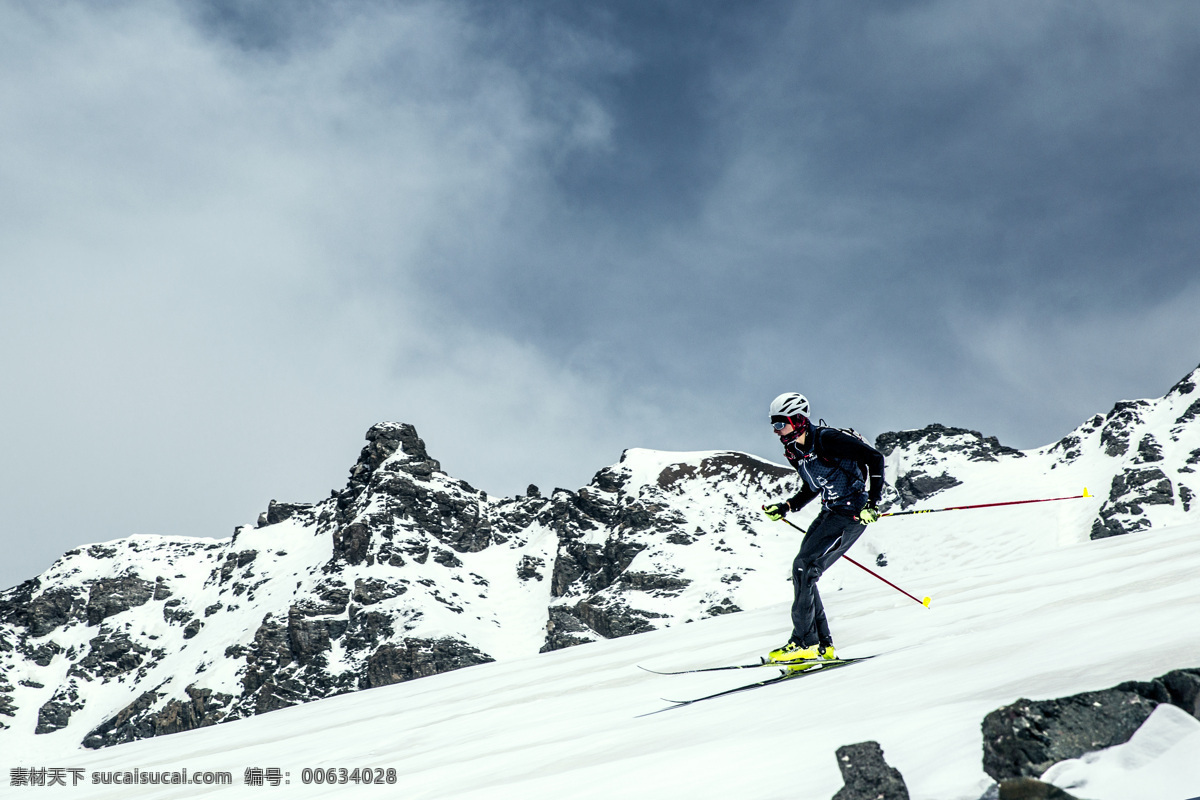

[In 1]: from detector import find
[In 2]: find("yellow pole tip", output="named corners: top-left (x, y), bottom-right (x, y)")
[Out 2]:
top-left (922, 597), bottom-right (932, 608)
top-left (1083, 487), bottom-right (1091, 498)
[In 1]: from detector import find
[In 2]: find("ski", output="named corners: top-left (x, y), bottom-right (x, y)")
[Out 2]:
top-left (638, 660), bottom-right (777, 675)
top-left (638, 657), bottom-right (870, 716)
top-left (638, 654), bottom-right (868, 675)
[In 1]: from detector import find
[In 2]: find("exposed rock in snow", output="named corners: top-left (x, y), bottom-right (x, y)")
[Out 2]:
top-left (981, 667), bottom-right (1200, 781)
top-left (831, 740), bottom-right (910, 800)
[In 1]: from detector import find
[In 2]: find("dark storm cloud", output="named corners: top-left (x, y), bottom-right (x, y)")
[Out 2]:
top-left (396, 0), bottom-right (1200, 444)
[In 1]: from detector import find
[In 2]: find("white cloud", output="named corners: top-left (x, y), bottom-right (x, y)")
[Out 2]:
top-left (0, 1), bottom-right (633, 589)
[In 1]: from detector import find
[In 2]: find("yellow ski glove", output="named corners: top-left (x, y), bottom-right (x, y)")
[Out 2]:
top-left (763, 503), bottom-right (788, 521)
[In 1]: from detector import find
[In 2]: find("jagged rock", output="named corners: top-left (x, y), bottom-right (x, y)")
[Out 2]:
top-left (27, 586), bottom-right (86, 637)
top-left (26, 640), bottom-right (64, 667)
top-left (516, 556), bottom-right (545, 581)
top-left (617, 571), bottom-right (691, 596)
top-left (286, 609), bottom-right (332, 667)
top-left (313, 582), bottom-right (351, 614)
top-left (218, 550), bottom-right (259, 583)
top-left (241, 617), bottom-right (294, 696)
top-left (263, 500), bottom-right (313, 526)
top-left (831, 740), bottom-right (909, 800)
top-left (707, 598), bottom-right (741, 615)
top-left (162, 599), bottom-right (192, 626)
top-left (35, 684), bottom-right (83, 734)
top-left (432, 547), bottom-right (463, 568)
top-left (352, 578), bottom-right (407, 605)
top-left (0, 580), bottom-right (39, 632)
top-left (342, 610), bottom-right (395, 653)
top-left (981, 689), bottom-right (1158, 780)
top-left (86, 577), bottom-right (155, 626)
top-left (1098, 400), bottom-right (1150, 457)
top-left (891, 470), bottom-right (962, 509)
top-left (69, 631), bottom-right (150, 680)
top-left (568, 596), bottom-right (666, 640)
top-left (1175, 397), bottom-right (1200, 426)
top-left (550, 537), bottom-right (647, 597)
top-left (362, 638), bottom-right (493, 688)
top-left (84, 685), bottom-right (236, 748)
top-left (82, 689), bottom-right (161, 748)
top-left (333, 522), bottom-right (372, 566)
top-left (36, 700), bottom-right (79, 734)
top-left (1135, 434), bottom-right (1163, 463)
top-left (1090, 467), bottom-right (1174, 539)
top-left (1168, 367), bottom-right (1198, 397)
top-left (1113, 667), bottom-right (1200, 718)
top-left (876, 425), bottom-right (1024, 462)
top-left (540, 608), bottom-right (597, 652)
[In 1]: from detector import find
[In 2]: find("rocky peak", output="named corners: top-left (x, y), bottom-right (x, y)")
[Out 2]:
top-left (873, 425), bottom-right (1023, 511)
top-left (875, 424), bottom-right (1024, 463)
top-left (1166, 363), bottom-right (1199, 398)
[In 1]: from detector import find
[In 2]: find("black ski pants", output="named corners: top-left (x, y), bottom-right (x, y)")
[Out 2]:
top-left (790, 507), bottom-right (866, 647)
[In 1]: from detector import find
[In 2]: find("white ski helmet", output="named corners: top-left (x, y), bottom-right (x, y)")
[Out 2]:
top-left (769, 392), bottom-right (810, 421)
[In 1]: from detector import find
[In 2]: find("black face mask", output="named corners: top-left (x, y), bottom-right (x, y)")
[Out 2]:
top-left (778, 415), bottom-right (810, 446)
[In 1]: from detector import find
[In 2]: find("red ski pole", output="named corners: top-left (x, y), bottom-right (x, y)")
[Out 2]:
top-left (772, 514), bottom-right (932, 608)
top-left (881, 488), bottom-right (1091, 518)
top-left (839, 554), bottom-right (932, 608)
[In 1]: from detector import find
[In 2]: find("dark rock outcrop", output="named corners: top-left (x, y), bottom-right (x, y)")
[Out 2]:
top-left (540, 608), bottom-right (597, 652)
top-left (69, 631), bottom-right (151, 680)
top-left (831, 740), bottom-right (909, 800)
top-left (982, 690), bottom-right (1157, 780)
top-left (1090, 467), bottom-right (1174, 539)
top-left (259, 500), bottom-right (314, 527)
top-left (981, 668), bottom-right (1200, 782)
top-left (83, 685), bottom-right (233, 749)
top-left (36, 683), bottom-right (84, 734)
top-left (1099, 400), bottom-right (1150, 457)
top-left (14, 585), bottom-right (86, 637)
top-left (876, 425), bottom-right (1024, 462)
top-left (362, 638), bottom-right (493, 688)
top-left (86, 577), bottom-right (156, 626)
top-left (890, 470), bottom-right (962, 510)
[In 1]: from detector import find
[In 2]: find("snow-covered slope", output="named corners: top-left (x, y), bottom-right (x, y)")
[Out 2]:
top-left (2, 364), bottom-right (1198, 768)
top-left (6, 517), bottom-right (1199, 800)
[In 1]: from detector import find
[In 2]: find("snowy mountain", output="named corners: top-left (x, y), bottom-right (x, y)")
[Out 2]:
top-left (2, 364), bottom-right (1198, 771)
top-left (6, 506), bottom-right (1199, 799)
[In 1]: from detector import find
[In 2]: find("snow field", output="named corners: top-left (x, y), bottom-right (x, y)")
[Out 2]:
top-left (7, 519), bottom-right (1199, 800)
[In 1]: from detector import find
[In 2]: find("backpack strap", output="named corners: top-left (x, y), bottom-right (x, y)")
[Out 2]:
top-left (812, 427), bottom-right (868, 484)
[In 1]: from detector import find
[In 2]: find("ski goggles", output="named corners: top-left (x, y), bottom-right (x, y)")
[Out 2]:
top-left (772, 420), bottom-right (790, 432)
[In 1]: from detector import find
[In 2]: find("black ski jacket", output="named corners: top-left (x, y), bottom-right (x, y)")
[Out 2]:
top-left (782, 427), bottom-right (885, 516)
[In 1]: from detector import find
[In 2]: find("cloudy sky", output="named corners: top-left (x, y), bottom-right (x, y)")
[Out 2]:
top-left (3, 0), bottom-right (1199, 590)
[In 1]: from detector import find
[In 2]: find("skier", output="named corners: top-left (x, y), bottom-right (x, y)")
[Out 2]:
top-left (762, 392), bottom-right (885, 667)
